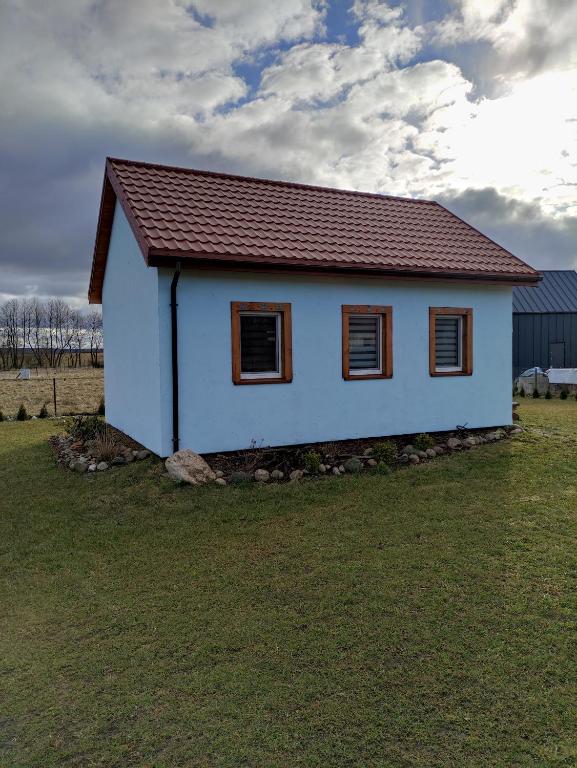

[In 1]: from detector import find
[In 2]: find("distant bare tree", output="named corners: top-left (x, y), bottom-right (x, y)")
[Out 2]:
top-left (86, 309), bottom-right (103, 367)
top-left (0, 297), bottom-right (103, 370)
top-left (25, 297), bottom-right (47, 368)
top-left (2, 299), bottom-right (22, 368)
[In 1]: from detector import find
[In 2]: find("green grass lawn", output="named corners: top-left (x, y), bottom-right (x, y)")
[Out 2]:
top-left (2, 401), bottom-right (577, 767)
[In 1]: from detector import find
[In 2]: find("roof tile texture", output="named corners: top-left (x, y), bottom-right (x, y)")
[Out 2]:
top-left (106, 158), bottom-right (538, 279)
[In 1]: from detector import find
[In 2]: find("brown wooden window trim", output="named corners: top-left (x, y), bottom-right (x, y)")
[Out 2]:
top-left (231, 302), bottom-right (293, 385)
top-left (429, 307), bottom-right (473, 377)
top-left (342, 305), bottom-right (393, 381)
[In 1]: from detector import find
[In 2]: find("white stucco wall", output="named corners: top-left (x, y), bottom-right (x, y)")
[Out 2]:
top-left (154, 268), bottom-right (513, 455)
top-left (102, 206), bottom-right (169, 455)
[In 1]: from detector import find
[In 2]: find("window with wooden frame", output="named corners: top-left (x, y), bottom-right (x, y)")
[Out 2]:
top-left (429, 307), bottom-right (472, 376)
top-left (342, 305), bottom-right (393, 380)
top-left (231, 302), bottom-right (292, 384)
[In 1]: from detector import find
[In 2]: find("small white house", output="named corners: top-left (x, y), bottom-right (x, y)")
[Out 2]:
top-left (89, 157), bottom-right (540, 457)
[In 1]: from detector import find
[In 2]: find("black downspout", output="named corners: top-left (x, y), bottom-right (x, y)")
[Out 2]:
top-left (170, 262), bottom-right (181, 453)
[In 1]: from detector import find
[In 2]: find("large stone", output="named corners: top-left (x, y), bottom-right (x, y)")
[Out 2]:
top-left (271, 469), bottom-right (284, 480)
top-left (254, 468), bottom-right (270, 483)
top-left (165, 449), bottom-right (216, 486)
top-left (408, 454), bottom-right (420, 464)
top-left (367, 458), bottom-right (378, 467)
top-left (215, 478), bottom-right (227, 486)
top-left (447, 437), bottom-right (462, 450)
top-left (135, 449), bottom-right (150, 461)
top-left (462, 437), bottom-right (477, 448)
top-left (97, 461), bottom-right (109, 471)
top-left (73, 461), bottom-right (88, 473)
top-left (343, 457), bottom-right (363, 473)
top-left (425, 448), bottom-right (436, 459)
top-left (290, 469), bottom-right (304, 481)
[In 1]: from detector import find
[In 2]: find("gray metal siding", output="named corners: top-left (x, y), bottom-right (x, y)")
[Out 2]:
top-left (513, 312), bottom-right (577, 378)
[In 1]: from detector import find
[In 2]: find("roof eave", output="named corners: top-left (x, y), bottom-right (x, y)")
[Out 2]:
top-left (147, 249), bottom-right (541, 286)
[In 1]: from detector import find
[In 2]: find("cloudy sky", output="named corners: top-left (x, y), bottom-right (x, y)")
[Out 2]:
top-left (1, 0), bottom-right (576, 307)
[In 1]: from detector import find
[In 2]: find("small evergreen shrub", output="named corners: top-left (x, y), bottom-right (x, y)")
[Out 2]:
top-left (66, 414), bottom-right (104, 442)
top-left (414, 433), bottom-right (435, 451)
top-left (38, 402), bottom-right (49, 418)
top-left (303, 450), bottom-right (321, 474)
top-left (560, 388), bottom-right (568, 400)
top-left (372, 440), bottom-right (397, 466)
top-left (375, 462), bottom-right (392, 475)
top-left (545, 390), bottom-right (552, 399)
top-left (532, 388), bottom-right (540, 398)
top-left (16, 403), bottom-right (29, 421)
top-left (97, 397), bottom-right (105, 416)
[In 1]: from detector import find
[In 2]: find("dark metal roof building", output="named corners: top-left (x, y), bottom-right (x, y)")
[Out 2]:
top-left (513, 270), bottom-right (577, 313)
top-left (513, 270), bottom-right (577, 377)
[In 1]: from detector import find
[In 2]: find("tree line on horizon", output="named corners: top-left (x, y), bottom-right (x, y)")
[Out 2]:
top-left (0, 298), bottom-right (103, 370)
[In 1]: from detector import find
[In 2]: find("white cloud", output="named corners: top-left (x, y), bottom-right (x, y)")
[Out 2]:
top-left (260, 43), bottom-right (385, 102)
top-left (434, 0), bottom-right (577, 79)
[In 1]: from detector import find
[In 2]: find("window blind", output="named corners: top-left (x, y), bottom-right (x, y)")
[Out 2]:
top-left (435, 316), bottom-right (460, 368)
top-left (349, 315), bottom-right (380, 370)
top-left (240, 314), bottom-right (279, 373)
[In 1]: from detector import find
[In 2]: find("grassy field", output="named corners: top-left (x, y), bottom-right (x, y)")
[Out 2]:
top-left (0, 368), bottom-right (103, 418)
top-left (1, 399), bottom-right (577, 767)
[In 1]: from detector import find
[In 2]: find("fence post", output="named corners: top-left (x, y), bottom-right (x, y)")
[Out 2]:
top-left (53, 377), bottom-right (57, 417)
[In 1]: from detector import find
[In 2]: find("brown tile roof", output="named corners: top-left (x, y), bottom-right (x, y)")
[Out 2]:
top-left (88, 157), bottom-right (540, 303)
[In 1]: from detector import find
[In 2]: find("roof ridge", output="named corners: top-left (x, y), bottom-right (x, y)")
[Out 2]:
top-left (106, 156), bottom-right (438, 207)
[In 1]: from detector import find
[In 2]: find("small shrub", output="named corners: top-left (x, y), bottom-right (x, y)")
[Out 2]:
top-left (66, 414), bottom-right (104, 442)
top-left (303, 450), bottom-right (321, 474)
top-left (560, 388), bottom-right (568, 400)
top-left (545, 390), bottom-right (552, 399)
top-left (519, 387), bottom-right (526, 397)
top-left (375, 462), bottom-right (392, 475)
top-left (372, 440), bottom-right (397, 466)
top-left (16, 403), bottom-right (29, 421)
top-left (92, 427), bottom-right (121, 463)
top-left (532, 388), bottom-right (540, 398)
top-left (414, 433), bottom-right (434, 451)
top-left (97, 397), bottom-right (105, 416)
top-left (38, 402), bottom-right (49, 418)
